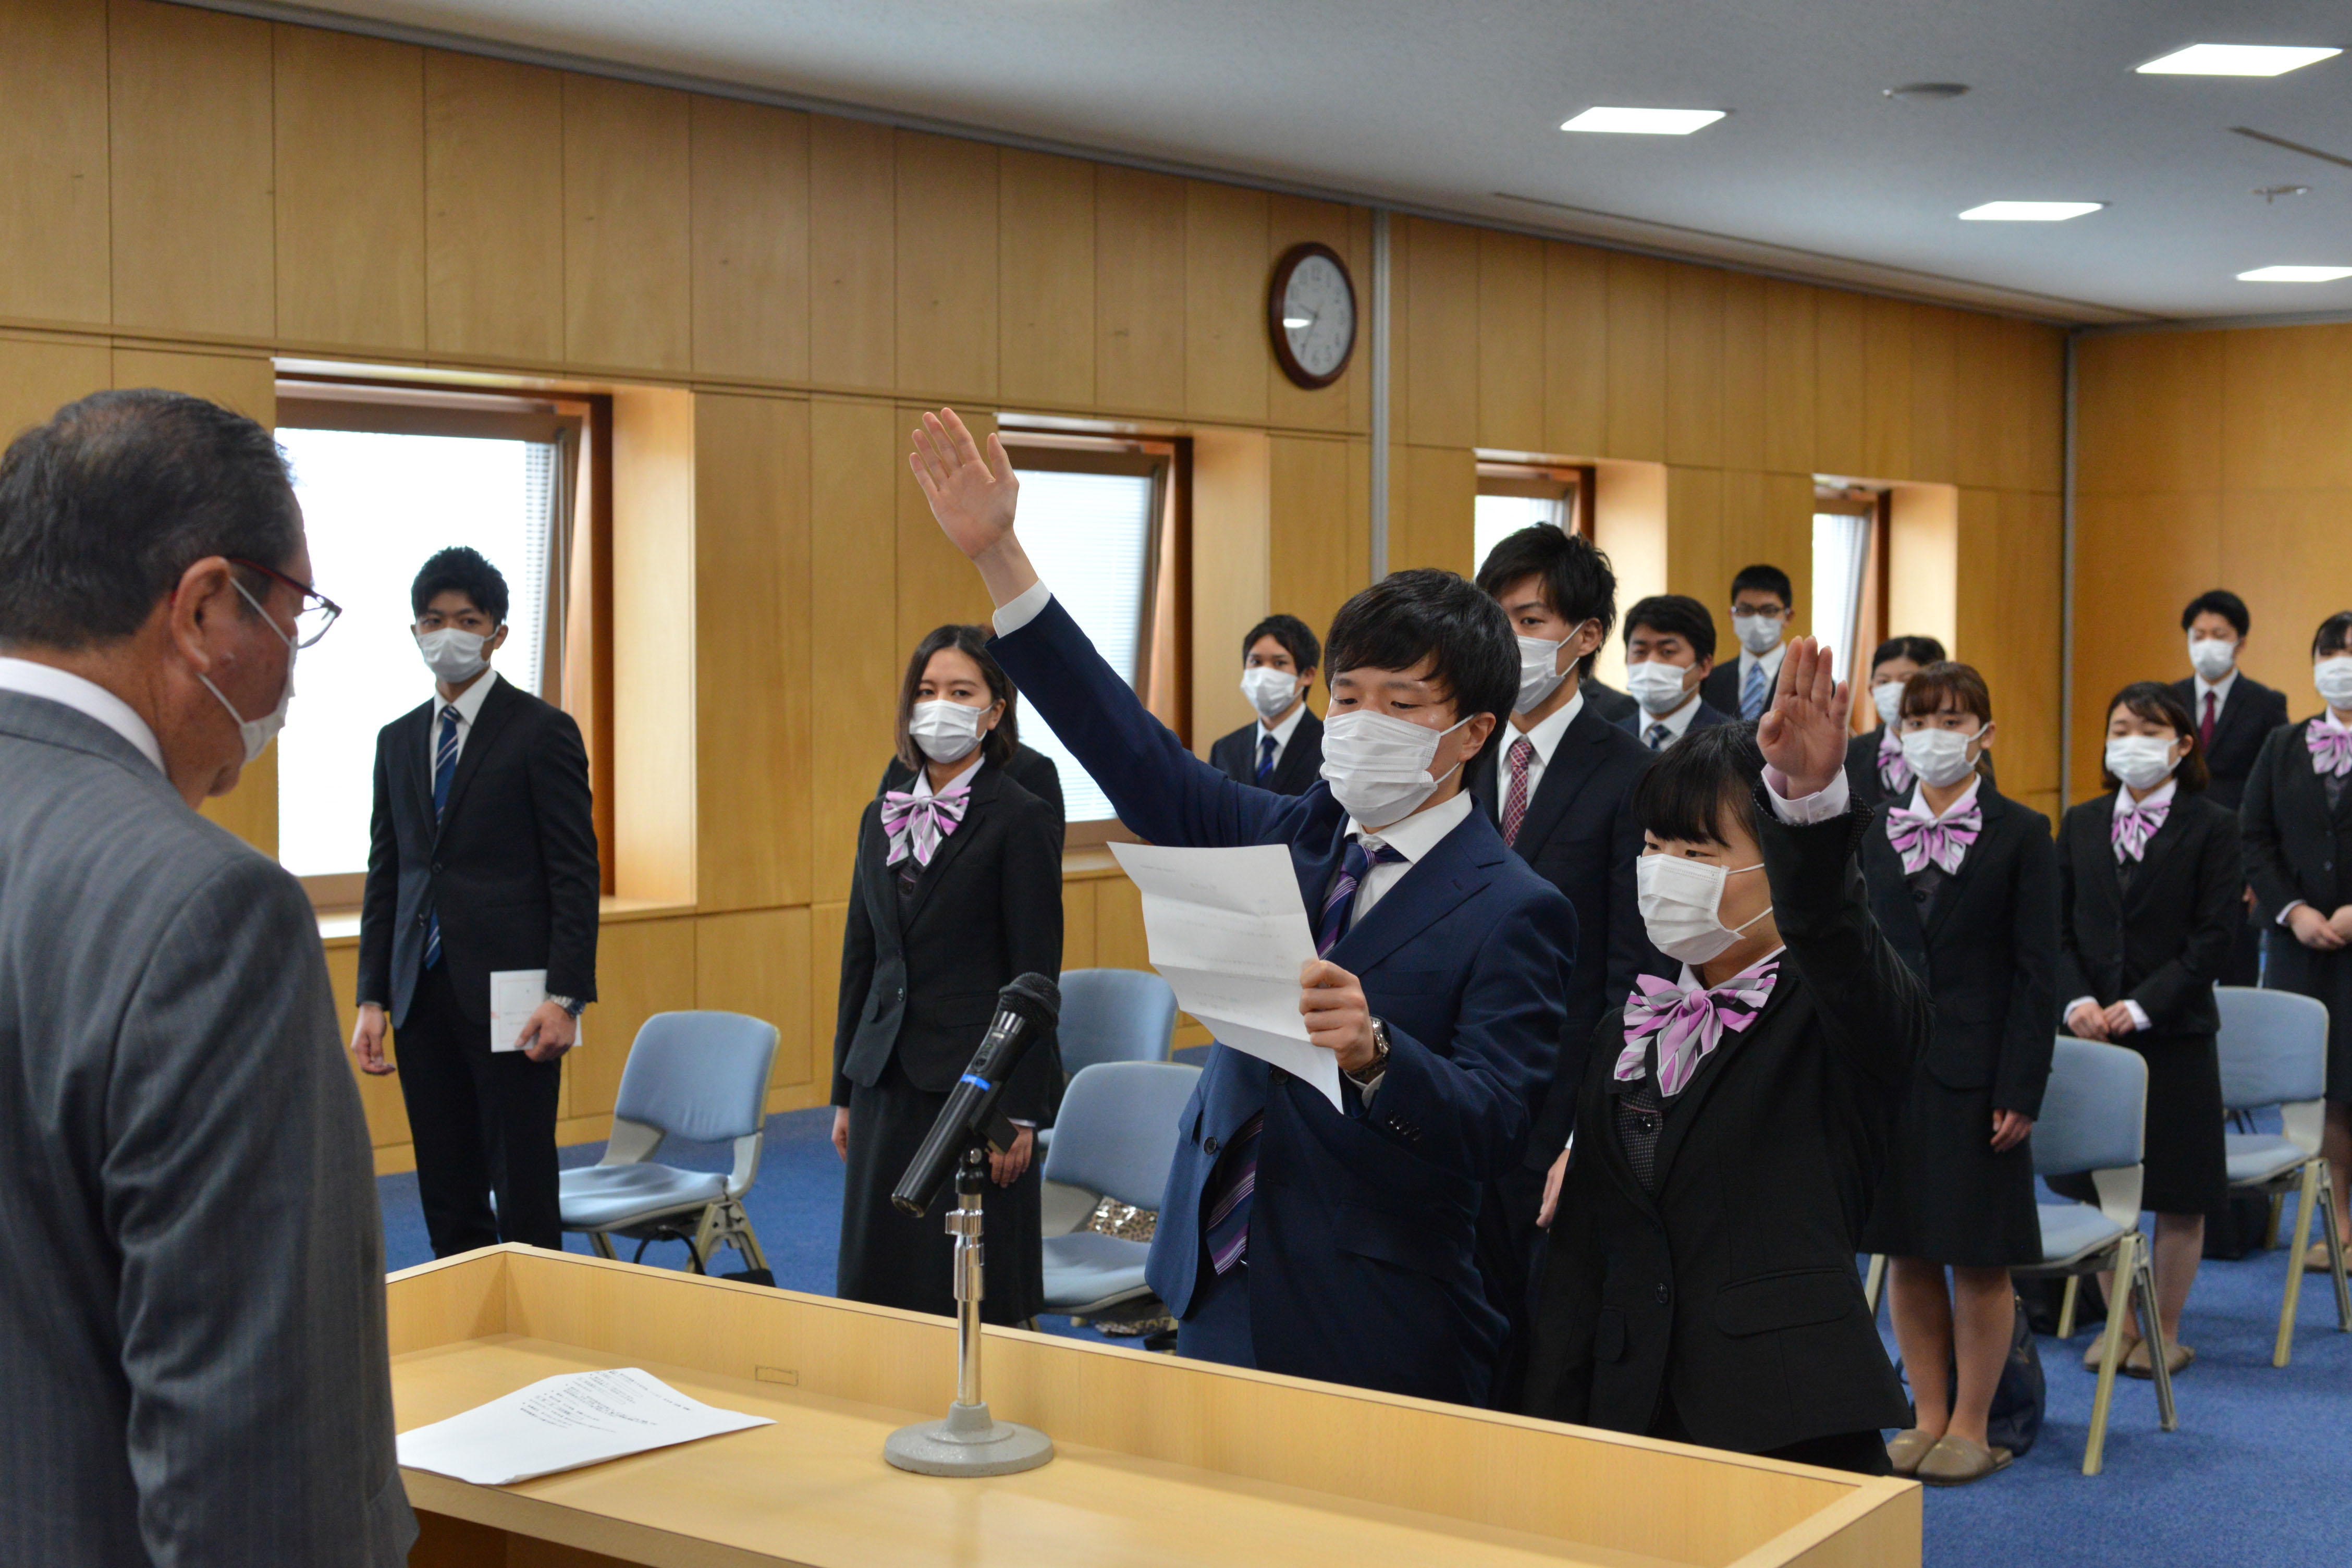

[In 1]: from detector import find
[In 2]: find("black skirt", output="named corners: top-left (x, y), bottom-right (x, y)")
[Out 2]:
top-left (2049, 1028), bottom-right (2226, 1216)
top-left (2262, 933), bottom-right (2352, 1101)
top-left (837, 1056), bottom-right (1044, 1324)
top-left (1859, 1073), bottom-right (2043, 1268)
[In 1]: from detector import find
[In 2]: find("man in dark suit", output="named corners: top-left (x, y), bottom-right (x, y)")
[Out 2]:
top-left (1617, 594), bottom-right (1735, 750)
top-left (1467, 525), bottom-right (1664, 1407)
top-left (2173, 590), bottom-right (2287, 986)
top-left (1581, 675), bottom-right (1640, 728)
top-left (909, 408), bottom-right (1574, 1408)
top-left (1209, 612), bottom-right (1325, 794)
top-left (352, 547), bottom-right (601, 1257)
top-left (1698, 564), bottom-right (1793, 723)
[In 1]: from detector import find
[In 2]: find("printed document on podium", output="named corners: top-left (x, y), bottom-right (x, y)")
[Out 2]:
top-left (1109, 841), bottom-right (1344, 1111)
top-left (396, 1367), bottom-right (772, 1486)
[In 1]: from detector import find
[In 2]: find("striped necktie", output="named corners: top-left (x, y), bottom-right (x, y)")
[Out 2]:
top-left (1256, 731), bottom-right (1277, 782)
top-left (1500, 736), bottom-right (1536, 848)
top-left (1741, 660), bottom-right (1768, 721)
top-left (423, 704), bottom-right (460, 970)
top-left (1316, 837), bottom-right (1405, 957)
top-left (1646, 720), bottom-right (1672, 751)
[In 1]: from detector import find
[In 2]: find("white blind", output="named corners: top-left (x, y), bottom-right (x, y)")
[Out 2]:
top-left (1473, 494), bottom-right (1566, 580)
top-left (1810, 511), bottom-right (1871, 681)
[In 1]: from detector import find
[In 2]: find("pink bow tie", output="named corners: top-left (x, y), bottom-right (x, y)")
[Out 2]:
top-left (1886, 799), bottom-right (1981, 876)
top-left (2309, 724), bottom-right (2352, 779)
top-left (1877, 729), bottom-right (1913, 793)
top-left (881, 780), bottom-right (972, 869)
top-left (2112, 796), bottom-right (2170, 863)
top-left (1615, 960), bottom-right (1780, 1097)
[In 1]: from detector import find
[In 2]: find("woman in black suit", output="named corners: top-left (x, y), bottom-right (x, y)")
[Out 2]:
top-left (2240, 609), bottom-right (2352, 1268)
top-left (1844, 636), bottom-right (1945, 814)
top-left (1527, 641), bottom-right (1930, 1476)
top-left (832, 624), bottom-right (1064, 1324)
top-left (1858, 663), bottom-right (2055, 1485)
top-left (2055, 682), bottom-right (2239, 1379)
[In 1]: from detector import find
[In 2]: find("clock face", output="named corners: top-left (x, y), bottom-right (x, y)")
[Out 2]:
top-left (1271, 244), bottom-right (1356, 387)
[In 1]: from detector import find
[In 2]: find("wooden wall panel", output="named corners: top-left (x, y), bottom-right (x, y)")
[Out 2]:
top-left (324, 945), bottom-right (413, 1165)
top-left (1544, 242), bottom-right (1609, 457)
top-left (1060, 880), bottom-right (1100, 971)
top-left (810, 901), bottom-right (849, 1093)
top-left (895, 406), bottom-right (998, 652)
top-left (568, 916), bottom-right (697, 1121)
top-left (1906, 306), bottom-right (1956, 485)
top-left (1269, 434), bottom-right (1367, 647)
top-left (1956, 489), bottom-right (2061, 798)
top-left (694, 394), bottom-right (812, 912)
top-left (1191, 428), bottom-right (1272, 752)
top-left (1812, 289), bottom-right (1867, 477)
top-left (2221, 323), bottom-right (2352, 493)
top-left (1719, 273), bottom-right (1766, 473)
top-left (808, 400), bottom-right (900, 906)
top-left (0, 334), bottom-right (111, 444)
top-left (2076, 330), bottom-right (2223, 496)
top-left (565, 76), bottom-right (692, 374)
top-left (1094, 166), bottom-right (1186, 416)
top-left (0, 0), bottom-right (110, 326)
top-left (1403, 218), bottom-right (1479, 449)
top-left (1265, 196), bottom-right (1367, 434)
top-left (1184, 180), bottom-right (1269, 424)
top-left (274, 27), bottom-right (425, 352)
top-left (695, 908), bottom-right (814, 1092)
top-left (808, 116), bottom-right (895, 391)
top-left (1476, 230), bottom-right (1546, 454)
top-left (425, 51), bottom-right (564, 363)
top-left (1604, 254), bottom-right (1667, 462)
top-left (2023, 325), bottom-right (2065, 494)
top-left (1094, 874), bottom-right (1150, 972)
top-left (690, 97), bottom-right (810, 385)
top-left (1951, 313), bottom-right (2031, 493)
top-left (1861, 297), bottom-right (1912, 480)
top-left (610, 386), bottom-right (698, 904)
top-left (1762, 280), bottom-right (1817, 475)
top-left (895, 132), bottom-right (998, 402)
top-left (1389, 444), bottom-right (1475, 578)
top-left (1664, 465), bottom-right (1724, 609)
top-left (2068, 488), bottom-right (2221, 793)
top-left (2220, 489), bottom-right (2352, 692)
top-left (109, 0), bottom-right (275, 339)
top-left (1663, 264), bottom-right (1724, 468)
top-left (998, 150), bottom-right (1095, 409)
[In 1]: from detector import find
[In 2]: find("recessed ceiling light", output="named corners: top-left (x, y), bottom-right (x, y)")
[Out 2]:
top-left (1883, 82), bottom-right (1970, 102)
top-left (2237, 265), bottom-right (2352, 283)
top-left (1561, 106), bottom-right (1726, 136)
top-left (2136, 44), bottom-right (2341, 77)
top-left (1958, 201), bottom-right (2105, 222)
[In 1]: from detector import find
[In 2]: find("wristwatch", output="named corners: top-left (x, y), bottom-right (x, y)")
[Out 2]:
top-left (1347, 1018), bottom-right (1392, 1084)
top-left (548, 995), bottom-right (586, 1018)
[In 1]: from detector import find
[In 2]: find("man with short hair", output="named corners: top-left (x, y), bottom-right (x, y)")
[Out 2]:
top-left (352, 546), bottom-right (600, 1257)
top-left (0, 389), bottom-right (414, 1566)
top-left (2171, 588), bottom-right (2287, 989)
top-left (1210, 612), bottom-right (1325, 793)
top-left (1619, 594), bottom-right (1734, 750)
top-left (1699, 564), bottom-right (1794, 722)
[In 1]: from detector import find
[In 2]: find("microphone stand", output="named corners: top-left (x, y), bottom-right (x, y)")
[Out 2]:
top-left (883, 1140), bottom-right (1055, 1476)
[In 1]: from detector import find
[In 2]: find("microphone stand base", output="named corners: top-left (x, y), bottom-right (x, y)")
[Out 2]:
top-left (884, 1400), bottom-right (1055, 1477)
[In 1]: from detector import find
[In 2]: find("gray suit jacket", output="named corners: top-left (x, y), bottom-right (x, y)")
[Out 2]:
top-left (0, 691), bottom-right (414, 1567)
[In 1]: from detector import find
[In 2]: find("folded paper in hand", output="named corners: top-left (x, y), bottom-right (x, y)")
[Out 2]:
top-left (491, 969), bottom-right (583, 1053)
top-left (1109, 841), bottom-right (1344, 1111)
top-left (396, 1367), bottom-right (772, 1486)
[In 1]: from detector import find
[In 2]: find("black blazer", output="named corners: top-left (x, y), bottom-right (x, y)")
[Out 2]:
top-left (833, 760), bottom-right (1066, 1121)
top-left (2170, 675), bottom-right (2287, 812)
top-left (1613, 699), bottom-right (1735, 745)
top-left (879, 741), bottom-right (1065, 832)
top-left (1528, 800), bottom-right (1927, 1452)
top-left (1207, 708), bottom-right (1325, 795)
top-left (358, 676), bottom-right (600, 1030)
top-left (1581, 678), bottom-right (1639, 729)
top-left (2055, 790), bottom-right (2240, 1038)
top-left (1860, 784), bottom-right (2058, 1116)
top-left (2241, 718), bottom-right (2352, 923)
top-left (1845, 727), bottom-right (1895, 816)
top-left (1466, 700), bottom-right (1663, 1158)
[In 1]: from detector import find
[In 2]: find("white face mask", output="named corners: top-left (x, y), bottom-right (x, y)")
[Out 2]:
top-left (1731, 612), bottom-right (1784, 657)
top-left (1624, 659), bottom-right (1694, 716)
top-left (1239, 665), bottom-right (1302, 723)
top-left (1513, 634), bottom-right (1571, 715)
top-left (1319, 708), bottom-right (1472, 829)
top-left (416, 626), bottom-right (491, 685)
top-left (2316, 656), bottom-right (2352, 710)
top-left (910, 698), bottom-right (989, 764)
top-left (2105, 734), bottom-right (2179, 793)
top-left (1870, 680), bottom-right (1907, 728)
top-left (198, 578), bottom-right (297, 766)
top-left (1898, 726), bottom-right (1981, 790)
top-left (1637, 854), bottom-right (1773, 965)
top-left (2187, 634), bottom-right (2236, 682)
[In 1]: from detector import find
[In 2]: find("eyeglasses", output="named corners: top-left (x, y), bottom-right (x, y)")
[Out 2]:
top-left (228, 557), bottom-right (343, 648)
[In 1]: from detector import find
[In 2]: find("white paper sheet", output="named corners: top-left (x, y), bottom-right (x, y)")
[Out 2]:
top-left (396, 1367), bottom-right (773, 1486)
top-left (1108, 841), bottom-right (1344, 1111)
top-left (490, 968), bottom-right (569, 1053)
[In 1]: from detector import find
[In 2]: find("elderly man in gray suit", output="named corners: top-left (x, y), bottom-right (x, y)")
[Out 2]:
top-left (0, 390), bottom-right (414, 1566)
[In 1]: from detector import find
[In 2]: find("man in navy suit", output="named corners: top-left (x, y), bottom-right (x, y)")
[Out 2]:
top-left (1616, 594), bottom-right (1734, 750)
top-left (2171, 589), bottom-right (2288, 987)
top-left (908, 409), bottom-right (1575, 1408)
top-left (1208, 613), bottom-right (1325, 794)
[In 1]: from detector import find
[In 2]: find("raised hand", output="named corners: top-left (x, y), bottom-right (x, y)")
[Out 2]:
top-left (1755, 636), bottom-right (1851, 798)
top-left (908, 409), bottom-right (1040, 606)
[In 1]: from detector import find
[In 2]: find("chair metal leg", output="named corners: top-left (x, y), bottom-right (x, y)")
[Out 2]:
top-left (2133, 1245), bottom-right (2177, 1433)
top-left (2322, 1166), bottom-right (2352, 1331)
top-left (1863, 1254), bottom-right (1885, 1314)
top-left (2268, 1192), bottom-right (2286, 1249)
top-left (2057, 1275), bottom-right (2080, 1340)
top-left (2081, 1241), bottom-right (2135, 1476)
top-left (2276, 1161), bottom-right (2322, 1367)
top-left (587, 1231), bottom-right (619, 1260)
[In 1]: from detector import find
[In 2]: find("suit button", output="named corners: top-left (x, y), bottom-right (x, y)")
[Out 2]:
top-left (1204, 1136), bottom-right (1220, 1156)
top-left (415, 912), bottom-right (427, 927)
top-left (430, 862), bottom-right (443, 875)
top-left (1270, 1068), bottom-right (1288, 1085)
top-left (1654, 1283), bottom-right (1671, 1305)
top-left (895, 986), bottom-right (905, 1000)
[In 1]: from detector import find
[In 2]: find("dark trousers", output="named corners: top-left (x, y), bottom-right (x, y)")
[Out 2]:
top-left (2222, 904), bottom-right (2262, 988)
top-left (1174, 1251), bottom-right (1257, 1368)
top-left (1476, 1161), bottom-right (1548, 1412)
top-left (394, 960), bottom-right (562, 1256)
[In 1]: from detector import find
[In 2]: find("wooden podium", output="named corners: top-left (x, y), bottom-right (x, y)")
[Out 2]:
top-left (390, 1246), bottom-right (1918, 1568)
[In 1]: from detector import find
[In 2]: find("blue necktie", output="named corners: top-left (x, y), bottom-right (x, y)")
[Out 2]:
top-left (1316, 837), bottom-right (1405, 957)
top-left (423, 704), bottom-right (459, 970)
top-left (1646, 720), bottom-right (1672, 751)
top-left (1255, 732), bottom-right (1277, 782)
top-left (1741, 660), bottom-right (1768, 721)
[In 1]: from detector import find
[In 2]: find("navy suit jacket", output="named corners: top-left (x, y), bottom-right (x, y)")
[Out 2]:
top-left (990, 598), bottom-right (1575, 1406)
top-left (1614, 699), bottom-right (1735, 746)
top-left (1208, 708), bottom-right (1324, 795)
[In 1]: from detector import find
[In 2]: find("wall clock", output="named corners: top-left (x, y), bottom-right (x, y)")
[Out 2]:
top-left (1267, 242), bottom-right (1356, 389)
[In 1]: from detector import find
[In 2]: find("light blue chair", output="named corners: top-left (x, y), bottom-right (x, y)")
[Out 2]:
top-left (559, 1011), bottom-right (779, 1278)
top-left (2013, 1036), bottom-right (2177, 1476)
top-left (1036, 969), bottom-right (1178, 1160)
top-left (2215, 985), bottom-right (2350, 1366)
top-left (1037, 1060), bottom-right (1199, 1320)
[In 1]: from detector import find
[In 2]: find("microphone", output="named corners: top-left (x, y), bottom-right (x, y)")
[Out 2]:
top-left (890, 972), bottom-right (1061, 1217)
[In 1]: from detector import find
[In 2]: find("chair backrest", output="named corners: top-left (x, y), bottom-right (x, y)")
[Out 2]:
top-left (2215, 985), bottom-right (2329, 1111)
top-left (1041, 1060), bottom-right (1200, 1209)
top-left (611, 1011), bottom-right (780, 1144)
top-left (1055, 968), bottom-right (1178, 1076)
top-left (2032, 1036), bottom-right (2147, 1180)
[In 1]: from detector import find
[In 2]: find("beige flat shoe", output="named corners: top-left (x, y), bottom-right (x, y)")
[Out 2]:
top-left (2305, 1240), bottom-right (2345, 1272)
top-left (2084, 1332), bottom-right (2138, 1371)
top-left (1916, 1435), bottom-right (2011, 1486)
top-left (2123, 1339), bottom-right (2194, 1379)
top-left (1885, 1428), bottom-right (1938, 1476)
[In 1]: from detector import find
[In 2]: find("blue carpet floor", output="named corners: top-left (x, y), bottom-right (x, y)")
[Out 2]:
top-left (381, 1108), bottom-right (2352, 1567)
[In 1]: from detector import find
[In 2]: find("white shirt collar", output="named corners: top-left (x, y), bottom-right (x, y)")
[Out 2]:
top-left (912, 751), bottom-right (986, 800)
top-left (0, 657), bottom-right (166, 774)
top-left (1647, 687), bottom-right (1705, 739)
top-left (2316, 709), bottom-right (2351, 737)
top-left (1675, 944), bottom-right (1787, 994)
top-left (2117, 776), bottom-right (2179, 814)
top-left (1741, 641), bottom-right (1788, 678)
top-left (1350, 789), bottom-right (1472, 863)
top-left (2192, 668), bottom-right (2238, 708)
top-left (1506, 687), bottom-right (1585, 765)
top-left (436, 668), bottom-right (500, 727)
top-left (1260, 700), bottom-right (1309, 748)
top-left (1904, 774), bottom-right (1983, 822)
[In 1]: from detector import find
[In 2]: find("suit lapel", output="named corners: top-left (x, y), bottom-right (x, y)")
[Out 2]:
top-left (1272, 712), bottom-right (1323, 793)
top-left (901, 766), bottom-right (998, 930)
top-left (433, 677), bottom-right (514, 843)
top-left (1868, 819), bottom-right (1930, 953)
top-left (2122, 791), bottom-right (2190, 916)
top-left (1512, 705), bottom-right (1611, 853)
top-left (1648, 964), bottom-right (1795, 1189)
top-left (1329, 811), bottom-right (1494, 973)
top-left (401, 700), bottom-right (437, 829)
top-left (1923, 787), bottom-right (2002, 941)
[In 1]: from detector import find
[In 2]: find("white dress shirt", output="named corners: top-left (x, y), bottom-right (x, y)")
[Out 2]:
top-left (907, 750), bottom-right (984, 798)
top-left (1492, 689), bottom-right (1585, 813)
top-left (1637, 683), bottom-right (1708, 748)
top-left (1902, 774), bottom-right (1983, 824)
top-left (2192, 667), bottom-right (2238, 725)
top-left (1257, 699), bottom-right (1310, 772)
top-left (0, 657), bottom-right (165, 774)
top-left (424, 669), bottom-right (501, 771)
top-left (1737, 641), bottom-right (1787, 705)
top-left (2065, 778), bottom-right (2177, 1034)
top-left (1344, 790), bottom-right (1472, 927)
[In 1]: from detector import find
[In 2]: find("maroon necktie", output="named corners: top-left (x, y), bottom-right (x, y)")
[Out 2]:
top-left (2200, 691), bottom-right (2216, 750)
top-left (1501, 737), bottom-right (1535, 847)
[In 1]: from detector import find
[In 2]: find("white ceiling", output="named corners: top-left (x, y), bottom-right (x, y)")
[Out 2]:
top-left (235, 0), bottom-right (2352, 324)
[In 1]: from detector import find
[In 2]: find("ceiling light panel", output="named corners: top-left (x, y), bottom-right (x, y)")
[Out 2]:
top-left (2136, 44), bottom-right (2341, 77)
top-left (2237, 265), bottom-right (2352, 283)
top-left (1561, 106), bottom-right (1726, 136)
top-left (1958, 201), bottom-right (2105, 222)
